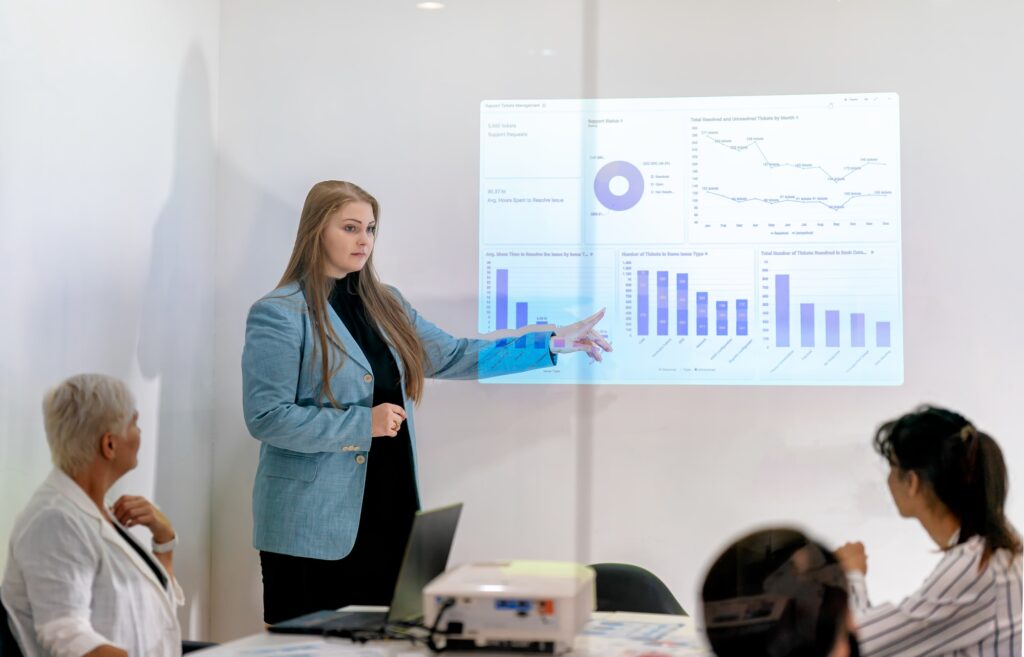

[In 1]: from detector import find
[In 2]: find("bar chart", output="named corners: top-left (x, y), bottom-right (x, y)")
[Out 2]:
top-left (479, 249), bottom-right (615, 345)
top-left (761, 246), bottom-right (903, 383)
top-left (774, 274), bottom-right (893, 350)
top-left (621, 248), bottom-right (755, 341)
top-left (477, 244), bottom-right (900, 384)
top-left (630, 272), bottom-right (751, 338)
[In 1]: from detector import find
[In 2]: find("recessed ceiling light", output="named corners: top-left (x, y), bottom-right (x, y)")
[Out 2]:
top-left (416, 1), bottom-right (445, 9)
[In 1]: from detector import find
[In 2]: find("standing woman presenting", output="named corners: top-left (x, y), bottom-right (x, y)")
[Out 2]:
top-left (243, 180), bottom-right (610, 623)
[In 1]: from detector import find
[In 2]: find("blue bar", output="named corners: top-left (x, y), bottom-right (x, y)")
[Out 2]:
top-left (876, 321), bottom-right (891, 348)
top-left (676, 274), bottom-right (688, 335)
top-left (736, 299), bottom-right (748, 336)
top-left (775, 275), bottom-right (790, 347)
top-left (657, 271), bottom-right (669, 336)
top-left (716, 301), bottom-right (728, 336)
top-left (637, 271), bottom-right (649, 336)
top-left (515, 302), bottom-right (528, 348)
top-left (851, 313), bottom-right (866, 348)
top-left (800, 303), bottom-right (815, 347)
top-left (825, 310), bottom-right (840, 347)
top-left (696, 292), bottom-right (708, 336)
top-left (496, 269), bottom-right (508, 330)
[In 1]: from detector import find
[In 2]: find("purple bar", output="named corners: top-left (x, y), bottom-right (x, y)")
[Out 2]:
top-left (876, 321), bottom-right (891, 348)
top-left (851, 313), bottom-right (866, 347)
top-left (657, 271), bottom-right (669, 336)
top-left (800, 303), bottom-right (815, 347)
top-left (775, 275), bottom-right (790, 347)
top-left (637, 271), bottom-right (649, 336)
top-left (696, 292), bottom-right (709, 336)
top-left (825, 310), bottom-right (840, 347)
top-left (676, 274), bottom-right (688, 335)
top-left (716, 301), bottom-right (728, 336)
top-left (496, 269), bottom-right (508, 330)
top-left (535, 320), bottom-right (550, 348)
top-left (514, 302), bottom-right (528, 348)
top-left (736, 299), bottom-right (748, 336)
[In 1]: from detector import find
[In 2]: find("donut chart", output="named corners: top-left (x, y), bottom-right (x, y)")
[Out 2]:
top-left (594, 160), bottom-right (644, 211)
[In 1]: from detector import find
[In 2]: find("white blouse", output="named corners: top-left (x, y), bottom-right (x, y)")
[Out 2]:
top-left (1, 469), bottom-right (183, 657)
top-left (849, 535), bottom-right (1022, 657)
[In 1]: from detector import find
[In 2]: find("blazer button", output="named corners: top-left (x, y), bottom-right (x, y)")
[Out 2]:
top-left (363, 374), bottom-right (373, 383)
top-left (355, 455), bottom-right (366, 465)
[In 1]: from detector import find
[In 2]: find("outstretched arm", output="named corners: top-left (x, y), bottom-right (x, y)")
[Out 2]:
top-left (391, 288), bottom-right (610, 380)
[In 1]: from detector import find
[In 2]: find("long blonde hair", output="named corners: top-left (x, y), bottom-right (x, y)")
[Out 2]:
top-left (279, 180), bottom-right (428, 405)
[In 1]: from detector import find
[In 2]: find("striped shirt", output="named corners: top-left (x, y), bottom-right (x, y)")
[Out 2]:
top-left (848, 536), bottom-right (1022, 657)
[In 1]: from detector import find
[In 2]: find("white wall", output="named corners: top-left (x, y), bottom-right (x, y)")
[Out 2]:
top-left (0, 0), bottom-right (219, 639)
top-left (211, 0), bottom-right (1023, 640)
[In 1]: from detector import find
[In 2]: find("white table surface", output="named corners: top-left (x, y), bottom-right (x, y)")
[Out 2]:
top-left (191, 611), bottom-right (712, 657)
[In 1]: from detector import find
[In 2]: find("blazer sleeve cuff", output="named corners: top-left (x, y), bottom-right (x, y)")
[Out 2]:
top-left (336, 404), bottom-right (373, 452)
top-left (37, 614), bottom-right (113, 657)
top-left (170, 576), bottom-right (186, 606)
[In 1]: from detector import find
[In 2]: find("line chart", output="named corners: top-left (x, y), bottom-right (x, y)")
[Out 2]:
top-left (702, 134), bottom-right (886, 183)
top-left (689, 108), bottom-right (900, 242)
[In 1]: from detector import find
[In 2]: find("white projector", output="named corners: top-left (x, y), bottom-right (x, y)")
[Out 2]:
top-left (422, 560), bottom-right (596, 653)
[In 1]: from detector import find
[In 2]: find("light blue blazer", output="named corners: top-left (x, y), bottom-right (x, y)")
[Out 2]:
top-left (242, 281), bottom-right (556, 560)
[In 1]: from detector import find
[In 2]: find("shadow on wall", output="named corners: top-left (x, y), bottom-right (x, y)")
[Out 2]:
top-left (136, 45), bottom-right (216, 641)
top-left (207, 135), bottom-right (297, 640)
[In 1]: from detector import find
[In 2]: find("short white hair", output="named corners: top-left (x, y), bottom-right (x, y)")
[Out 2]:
top-left (42, 374), bottom-right (135, 475)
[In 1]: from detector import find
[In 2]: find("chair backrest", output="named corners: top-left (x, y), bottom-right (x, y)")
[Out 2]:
top-left (589, 563), bottom-right (686, 616)
top-left (0, 589), bottom-right (25, 657)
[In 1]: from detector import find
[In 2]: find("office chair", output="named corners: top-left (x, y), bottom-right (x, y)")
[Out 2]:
top-left (183, 640), bottom-right (217, 653)
top-left (589, 563), bottom-right (686, 616)
top-left (0, 590), bottom-right (25, 657)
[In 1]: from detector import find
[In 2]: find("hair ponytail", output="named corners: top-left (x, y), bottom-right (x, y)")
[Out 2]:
top-left (960, 429), bottom-right (1021, 567)
top-left (874, 406), bottom-right (1022, 568)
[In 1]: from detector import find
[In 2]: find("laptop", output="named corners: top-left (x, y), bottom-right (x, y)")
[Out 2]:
top-left (268, 503), bottom-right (462, 636)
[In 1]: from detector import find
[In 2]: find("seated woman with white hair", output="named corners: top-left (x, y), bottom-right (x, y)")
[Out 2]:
top-left (1, 374), bottom-right (183, 657)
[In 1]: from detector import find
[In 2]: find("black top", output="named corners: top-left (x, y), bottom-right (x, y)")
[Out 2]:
top-left (112, 522), bottom-right (168, 590)
top-left (328, 274), bottom-right (420, 603)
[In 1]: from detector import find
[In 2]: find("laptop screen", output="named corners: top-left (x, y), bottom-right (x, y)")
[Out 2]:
top-left (387, 503), bottom-right (462, 624)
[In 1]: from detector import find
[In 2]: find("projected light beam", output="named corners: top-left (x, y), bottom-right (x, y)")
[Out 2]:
top-left (480, 93), bottom-right (902, 384)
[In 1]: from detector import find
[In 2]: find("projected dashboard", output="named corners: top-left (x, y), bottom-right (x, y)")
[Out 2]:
top-left (478, 94), bottom-right (902, 385)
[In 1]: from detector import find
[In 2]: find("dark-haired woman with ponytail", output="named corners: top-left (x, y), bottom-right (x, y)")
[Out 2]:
top-left (242, 181), bottom-right (612, 624)
top-left (835, 406), bottom-right (1022, 656)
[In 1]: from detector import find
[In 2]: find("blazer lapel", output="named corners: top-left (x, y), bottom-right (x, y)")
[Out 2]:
top-left (45, 470), bottom-right (172, 602)
top-left (325, 300), bottom-right (373, 374)
top-left (300, 282), bottom-right (372, 374)
top-left (99, 521), bottom-right (171, 596)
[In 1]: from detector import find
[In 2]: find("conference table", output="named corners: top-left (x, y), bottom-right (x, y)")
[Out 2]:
top-left (191, 611), bottom-right (712, 657)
